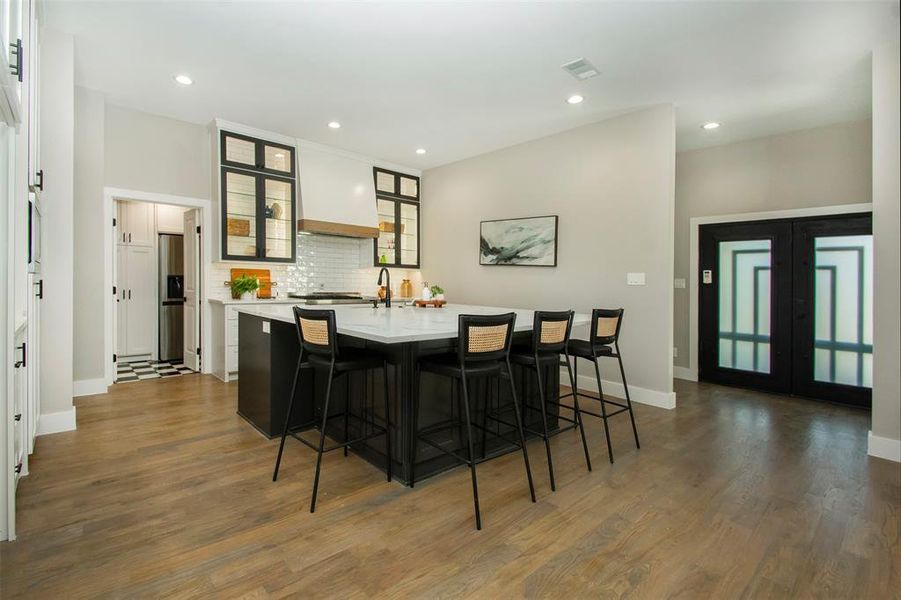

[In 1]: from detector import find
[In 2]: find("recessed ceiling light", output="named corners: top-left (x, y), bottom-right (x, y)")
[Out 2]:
top-left (328, 121), bottom-right (341, 129)
top-left (702, 122), bottom-right (721, 130)
top-left (415, 148), bottom-right (427, 155)
top-left (567, 94), bottom-right (584, 105)
top-left (173, 74), bottom-right (193, 86)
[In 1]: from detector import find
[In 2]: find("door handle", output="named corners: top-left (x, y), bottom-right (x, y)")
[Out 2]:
top-left (128, 233), bottom-right (132, 243)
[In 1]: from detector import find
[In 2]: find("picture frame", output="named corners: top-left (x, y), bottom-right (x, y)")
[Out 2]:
top-left (479, 215), bottom-right (558, 267)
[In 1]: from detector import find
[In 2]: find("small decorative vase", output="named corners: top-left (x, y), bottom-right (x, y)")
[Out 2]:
top-left (241, 291), bottom-right (254, 301)
top-left (436, 293), bottom-right (445, 301)
top-left (400, 279), bottom-right (413, 298)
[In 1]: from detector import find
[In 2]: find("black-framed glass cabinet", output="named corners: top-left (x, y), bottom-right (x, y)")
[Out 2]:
top-left (220, 131), bottom-right (297, 262)
top-left (373, 167), bottom-right (420, 268)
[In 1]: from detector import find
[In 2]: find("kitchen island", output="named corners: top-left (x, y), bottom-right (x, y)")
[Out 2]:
top-left (236, 303), bottom-right (589, 485)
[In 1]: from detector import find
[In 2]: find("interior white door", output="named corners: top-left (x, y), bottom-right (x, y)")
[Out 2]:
top-left (116, 244), bottom-right (128, 354)
top-left (124, 245), bottom-right (156, 356)
top-left (124, 201), bottom-right (154, 247)
top-left (182, 209), bottom-right (200, 371)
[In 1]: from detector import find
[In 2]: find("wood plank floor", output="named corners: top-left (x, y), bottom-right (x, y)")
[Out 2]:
top-left (2, 375), bottom-right (899, 598)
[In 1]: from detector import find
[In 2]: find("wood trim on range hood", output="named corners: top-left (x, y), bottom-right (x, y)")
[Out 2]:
top-left (297, 219), bottom-right (379, 239)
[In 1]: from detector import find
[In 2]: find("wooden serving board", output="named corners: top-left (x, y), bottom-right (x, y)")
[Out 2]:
top-left (413, 299), bottom-right (446, 308)
top-left (230, 268), bottom-right (274, 299)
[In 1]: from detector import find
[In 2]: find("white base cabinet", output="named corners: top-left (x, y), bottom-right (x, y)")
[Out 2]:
top-left (210, 299), bottom-right (298, 382)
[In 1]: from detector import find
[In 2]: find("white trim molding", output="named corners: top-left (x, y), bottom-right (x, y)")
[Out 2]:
top-left (673, 366), bottom-right (697, 382)
top-left (868, 431), bottom-right (901, 463)
top-left (73, 378), bottom-right (107, 397)
top-left (562, 368), bottom-right (677, 410)
top-left (687, 203), bottom-right (873, 382)
top-left (37, 408), bottom-right (77, 436)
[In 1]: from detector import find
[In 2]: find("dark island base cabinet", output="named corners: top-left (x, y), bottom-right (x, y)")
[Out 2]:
top-left (238, 312), bottom-right (560, 486)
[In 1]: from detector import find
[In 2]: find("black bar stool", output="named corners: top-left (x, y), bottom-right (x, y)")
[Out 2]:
top-left (412, 312), bottom-right (536, 530)
top-left (272, 307), bottom-right (392, 513)
top-left (563, 308), bottom-right (640, 463)
top-left (507, 310), bottom-right (591, 491)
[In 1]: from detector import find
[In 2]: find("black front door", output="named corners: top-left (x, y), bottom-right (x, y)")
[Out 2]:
top-left (699, 214), bottom-right (872, 407)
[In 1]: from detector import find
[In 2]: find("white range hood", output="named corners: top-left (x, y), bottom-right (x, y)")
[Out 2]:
top-left (296, 142), bottom-right (380, 238)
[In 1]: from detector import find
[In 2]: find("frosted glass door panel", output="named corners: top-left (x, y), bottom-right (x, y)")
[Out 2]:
top-left (718, 239), bottom-right (771, 373)
top-left (224, 135), bottom-right (256, 167)
top-left (813, 235), bottom-right (873, 387)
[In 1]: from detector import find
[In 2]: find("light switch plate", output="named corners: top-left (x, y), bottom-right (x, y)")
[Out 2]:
top-left (674, 278), bottom-right (686, 289)
top-left (627, 272), bottom-right (646, 286)
top-left (262, 321), bottom-right (270, 334)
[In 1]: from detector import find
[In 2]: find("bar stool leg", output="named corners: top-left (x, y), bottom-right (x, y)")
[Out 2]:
top-left (616, 348), bottom-right (640, 450)
top-left (273, 355), bottom-right (304, 482)
top-left (565, 352), bottom-right (592, 472)
top-left (506, 359), bottom-right (537, 504)
top-left (592, 357), bottom-right (614, 464)
top-left (533, 360), bottom-right (556, 492)
top-left (459, 371), bottom-right (482, 530)
top-left (480, 378), bottom-right (489, 459)
top-left (310, 363), bottom-right (336, 513)
top-left (383, 360), bottom-right (392, 482)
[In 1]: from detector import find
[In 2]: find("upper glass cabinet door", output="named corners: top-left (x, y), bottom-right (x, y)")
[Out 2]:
top-left (221, 131), bottom-right (295, 177)
top-left (372, 167), bottom-right (420, 268)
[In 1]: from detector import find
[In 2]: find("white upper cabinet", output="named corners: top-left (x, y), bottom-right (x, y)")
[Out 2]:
top-left (118, 201), bottom-right (154, 247)
top-left (0, 0), bottom-right (25, 125)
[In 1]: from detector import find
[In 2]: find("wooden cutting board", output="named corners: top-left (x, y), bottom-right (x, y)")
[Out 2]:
top-left (230, 268), bottom-right (274, 299)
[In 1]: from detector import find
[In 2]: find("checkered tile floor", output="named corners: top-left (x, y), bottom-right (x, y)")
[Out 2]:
top-left (115, 360), bottom-right (196, 383)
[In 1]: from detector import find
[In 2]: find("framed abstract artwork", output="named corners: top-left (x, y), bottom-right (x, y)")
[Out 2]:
top-left (479, 215), bottom-right (558, 266)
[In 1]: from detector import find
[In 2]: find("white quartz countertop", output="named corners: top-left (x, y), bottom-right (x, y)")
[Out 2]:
top-left (209, 298), bottom-right (301, 305)
top-left (234, 303), bottom-right (590, 344)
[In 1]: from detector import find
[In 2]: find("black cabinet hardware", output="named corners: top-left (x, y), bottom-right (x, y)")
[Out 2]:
top-left (14, 342), bottom-right (26, 368)
top-left (9, 38), bottom-right (22, 82)
top-left (14, 413), bottom-right (21, 421)
top-left (128, 289), bottom-right (131, 300)
top-left (35, 169), bottom-right (43, 191)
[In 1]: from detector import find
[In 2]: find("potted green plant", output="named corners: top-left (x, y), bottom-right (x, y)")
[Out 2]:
top-left (430, 284), bottom-right (445, 301)
top-left (230, 274), bottom-right (260, 300)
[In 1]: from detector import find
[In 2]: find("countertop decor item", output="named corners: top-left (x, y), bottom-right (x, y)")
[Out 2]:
top-left (480, 215), bottom-right (558, 266)
top-left (229, 274), bottom-right (260, 300)
top-left (230, 268), bottom-right (275, 298)
top-left (413, 299), bottom-right (446, 308)
top-left (400, 278), bottom-right (413, 298)
top-left (429, 284), bottom-right (444, 300)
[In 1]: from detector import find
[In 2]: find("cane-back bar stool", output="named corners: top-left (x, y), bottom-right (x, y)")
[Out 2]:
top-left (272, 307), bottom-right (392, 513)
top-left (562, 308), bottom-right (640, 464)
top-left (506, 310), bottom-right (592, 491)
top-left (412, 312), bottom-right (536, 530)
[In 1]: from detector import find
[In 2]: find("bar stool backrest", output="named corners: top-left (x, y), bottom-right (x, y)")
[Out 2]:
top-left (293, 306), bottom-right (339, 358)
top-left (590, 308), bottom-right (624, 349)
top-left (531, 310), bottom-right (574, 354)
top-left (458, 312), bottom-right (516, 364)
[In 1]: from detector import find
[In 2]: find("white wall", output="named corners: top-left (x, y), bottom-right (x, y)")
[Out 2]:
top-left (39, 28), bottom-right (75, 422)
top-left (73, 87), bottom-right (105, 384)
top-left (673, 121), bottom-right (873, 369)
top-left (105, 104), bottom-right (210, 200)
top-left (422, 105), bottom-right (676, 406)
top-left (870, 40), bottom-right (901, 461)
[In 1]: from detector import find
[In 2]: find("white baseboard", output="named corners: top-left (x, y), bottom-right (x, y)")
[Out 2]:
top-left (73, 378), bottom-right (108, 397)
top-left (868, 431), bottom-right (901, 462)
top-left (37, 408), bottom-right (77, 436)
top-left (672, 366), bottom-right (697, 382)
top-left (561, 368), bottom-right (676, 410)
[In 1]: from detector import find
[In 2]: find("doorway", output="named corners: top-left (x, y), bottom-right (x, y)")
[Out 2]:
top-left (699, 213), bottom-right (872, 407)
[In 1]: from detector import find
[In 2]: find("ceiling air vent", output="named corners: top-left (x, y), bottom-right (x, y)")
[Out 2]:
top-left (561, 57), bottom-right (599, 81)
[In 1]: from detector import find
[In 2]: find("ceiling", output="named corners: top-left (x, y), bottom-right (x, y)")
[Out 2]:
top-left (46, 1), bottom-right (899, 169)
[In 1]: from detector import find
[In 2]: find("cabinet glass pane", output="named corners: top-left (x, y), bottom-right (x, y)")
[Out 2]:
top-left (717, 239), bottom-right (771, 373)
top-left (264, 145), bottom-right (292, 174)
top-left (376, 198), bottom-right (395, 263)
top-left (225, 171), bottom-right (257, 257)
top-left (264, 178), bottom-right (293, 259)
top-left (225, 135), bottom-right (255, 167)
top-left (400, 176), bottom-right (418, 198)
top-left (376, 171), bottom-right (396, 194)
top-left (400, 202), bottom-right (418, 265)
top-left (813, 235), bottom-right (873, 387)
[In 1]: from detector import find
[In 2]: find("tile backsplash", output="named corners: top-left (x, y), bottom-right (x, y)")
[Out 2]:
top-left (208, 234), bottom-right (421, 300)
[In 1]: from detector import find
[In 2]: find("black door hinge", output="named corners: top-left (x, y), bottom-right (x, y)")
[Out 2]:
top-left (14, 342), bottom-right (26, 368)
top-left (35, 169), bottom-right (44, 191)
top-left (9, 38), bottom-right (22, 82)
top-left (113, 353), bottom-right (118, 363)
top-left (196, 347), bottom-right (201, 358)
top-left (113, 285), bottom-right (117, 296)
top-left (196, 225), bottom-right (201, 234)
top-left (14, 413), bottom-right (21, 421)
top-left (113, 217), bottom-right (117, 227)
top-left (36, 279), bottom-right (43, 299)
top-left (14, 463), bottom-right (22, 474)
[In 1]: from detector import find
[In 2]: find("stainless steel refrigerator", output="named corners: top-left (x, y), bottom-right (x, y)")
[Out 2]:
top-left (159, 234), bottom-right (185, 362)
